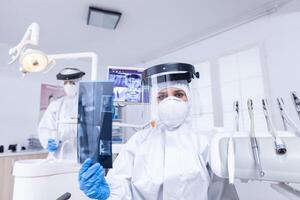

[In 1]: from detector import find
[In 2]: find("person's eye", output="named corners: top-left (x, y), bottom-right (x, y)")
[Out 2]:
top-left (175, 92), bottom-right (185, 98)
top-left (157, 94), bottom-right (168, 101)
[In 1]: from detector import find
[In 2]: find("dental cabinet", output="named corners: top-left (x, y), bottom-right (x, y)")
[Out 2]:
top-left (0, 151), bottom-right (47, 200)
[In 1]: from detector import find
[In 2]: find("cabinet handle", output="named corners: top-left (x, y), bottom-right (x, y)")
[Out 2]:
top-left (10, 159), bottom-right (16, 174)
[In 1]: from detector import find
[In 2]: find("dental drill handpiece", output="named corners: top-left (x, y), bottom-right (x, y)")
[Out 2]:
top-left (247, 99), bottom-right (265, 177)
top-left (277, 98), bottom-right (300, 137)
top-left (277, 98), bottom-right (288, 131)
top-left (227, 101), bottom-right (239, 184)
top-left (291, 92), bottom-right (300, 120)
top-left (262, 99), bottom-right (287, 155)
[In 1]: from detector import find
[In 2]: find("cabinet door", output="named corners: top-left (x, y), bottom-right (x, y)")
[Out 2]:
top-left (0, 157), bottom-right (15, 200)
top-left (0, 153), bottom-right (48, 200)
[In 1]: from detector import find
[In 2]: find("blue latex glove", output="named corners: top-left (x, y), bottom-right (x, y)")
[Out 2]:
top-left (79, 158), bottom-right (110, 200)
top-left (47, 139), bottom-right (58, 152)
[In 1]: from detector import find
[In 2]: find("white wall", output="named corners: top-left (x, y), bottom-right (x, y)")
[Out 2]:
top-left (0, 42), bottom-right (105, 150)
top-left (1, 1), bottom-right (300, 198)
top-left (142, 0), bottom-right (300, 129)
top-left (139, 1), bottom-right (300, 199)
top-left (0, 69), bottom-right (41, 148)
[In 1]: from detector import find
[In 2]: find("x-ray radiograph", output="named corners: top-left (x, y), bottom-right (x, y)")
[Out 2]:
top-left (108, 67), bottom-right (149, 103)
top-left (77, 81), bottom-right (113, 168)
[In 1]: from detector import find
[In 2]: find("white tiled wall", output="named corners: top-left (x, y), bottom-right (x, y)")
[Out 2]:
top-left (190, 47), bottom-right (268, 133)
top-left (191, 62), bottom-right (214, 131)
top-left (218, 47), bottom-right (267, 133)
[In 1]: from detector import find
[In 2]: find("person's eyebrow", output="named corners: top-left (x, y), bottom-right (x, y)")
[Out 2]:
top-left (174, 90), bottom-right (185, 93)
top-left (158, 91), bottom-right (168, 95)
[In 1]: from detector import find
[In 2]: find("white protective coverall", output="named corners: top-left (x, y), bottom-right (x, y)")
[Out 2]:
top-left (38, 95), bottom-right (78, 160)
top-left (105, 83), bottom-right (239, 200)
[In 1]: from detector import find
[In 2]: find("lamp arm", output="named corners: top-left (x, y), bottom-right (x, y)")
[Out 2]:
top-left (8, 23), bottom-right (99, 80)
top-left (8, 23), bottom-right (40, 64)
top-left (48, 52), bottom-right (98, 80)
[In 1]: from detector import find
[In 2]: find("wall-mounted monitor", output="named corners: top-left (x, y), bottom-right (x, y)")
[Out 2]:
top-left (108, 66), bottom-right (148, 103)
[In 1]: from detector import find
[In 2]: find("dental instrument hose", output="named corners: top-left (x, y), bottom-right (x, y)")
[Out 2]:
top-left (248, 99), bottom-right (265, 177)
top-left (262, 99), bottom-right (287, 155)
top-left (228, 101), bottom-right (239, 184)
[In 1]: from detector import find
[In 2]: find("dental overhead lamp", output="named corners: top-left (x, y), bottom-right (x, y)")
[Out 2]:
top-left (8, 22), bottom-right (148, 131)
top-left (8, 22), bottom-right (99, 80)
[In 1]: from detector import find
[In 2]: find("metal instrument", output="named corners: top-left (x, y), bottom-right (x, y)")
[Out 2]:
top-left (248, 99), bottom-right (265, 177)
top-left (262, 99), bottom-right (287, 155)
top-left (227, 101), bottom-right (239, 184)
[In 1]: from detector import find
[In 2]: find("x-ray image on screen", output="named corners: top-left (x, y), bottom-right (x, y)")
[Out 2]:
top-left (77, 81), bottom-right (113, 168)
top-left (108, 66), bottom-right (149, 103)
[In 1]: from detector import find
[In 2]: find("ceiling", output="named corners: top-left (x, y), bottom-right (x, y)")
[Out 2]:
top-left (0, 0), bottom-right (291, 67)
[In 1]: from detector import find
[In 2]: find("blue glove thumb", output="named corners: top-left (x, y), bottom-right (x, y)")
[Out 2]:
top-left (47, 139), bottom-right (58, 152)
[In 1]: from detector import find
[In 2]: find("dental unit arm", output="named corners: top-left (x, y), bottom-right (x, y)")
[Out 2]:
top-left (211, 98), bottom-right (300, 200)
top-left (210, 130), bottom-right (300, 200)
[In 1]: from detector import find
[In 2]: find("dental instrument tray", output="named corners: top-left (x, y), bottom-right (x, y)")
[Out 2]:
top-left (210, 132), bottom-right (300, 183)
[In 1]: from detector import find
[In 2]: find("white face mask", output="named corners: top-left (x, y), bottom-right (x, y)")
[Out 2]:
top-left (64, 83), bottom-right (77, 97)
top-left (157, 96), bottom-right (189, 128)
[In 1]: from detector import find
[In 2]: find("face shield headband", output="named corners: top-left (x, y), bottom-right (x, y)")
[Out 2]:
top-left (142, 63), bottom-right (200, 87)
top-left (56, 67), bottom-right (86, 81)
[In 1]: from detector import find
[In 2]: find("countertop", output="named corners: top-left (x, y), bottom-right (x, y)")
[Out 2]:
top-left (0, 150), bottom-right (48, 157)
top-left (0, 143), bottom-right (123, 157)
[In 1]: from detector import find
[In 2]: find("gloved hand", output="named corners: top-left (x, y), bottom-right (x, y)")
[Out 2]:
top-left (47, 139), bottom-right (58, 152)
top-left (79, 158), bottom-right (110, 200)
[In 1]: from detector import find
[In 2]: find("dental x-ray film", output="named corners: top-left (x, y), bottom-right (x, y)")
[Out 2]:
top-left (108, 66), bottom-right (149, 103)
top-left (77, 81), bottom-right (113, 168)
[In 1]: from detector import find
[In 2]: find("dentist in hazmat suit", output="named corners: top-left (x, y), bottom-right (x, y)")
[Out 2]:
top-left (79, 63), bottom-right (239, 200)
top-left (38, 67), bottom-right (85, 160)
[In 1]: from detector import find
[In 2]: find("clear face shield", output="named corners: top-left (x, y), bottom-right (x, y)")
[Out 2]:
top-left (142, 63), bottom-right (199, 129)
top-left (56, 67), bottom-right (86, 97)
top-left (65, 79), bottom-right (84, 97)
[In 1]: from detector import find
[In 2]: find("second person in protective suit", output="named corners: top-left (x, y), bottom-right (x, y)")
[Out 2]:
top-left (38, 67), bottom-right (85, 160)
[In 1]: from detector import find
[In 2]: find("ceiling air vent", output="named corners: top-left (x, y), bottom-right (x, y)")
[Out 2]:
top-left (87, 6), bottom-right (121, 30)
